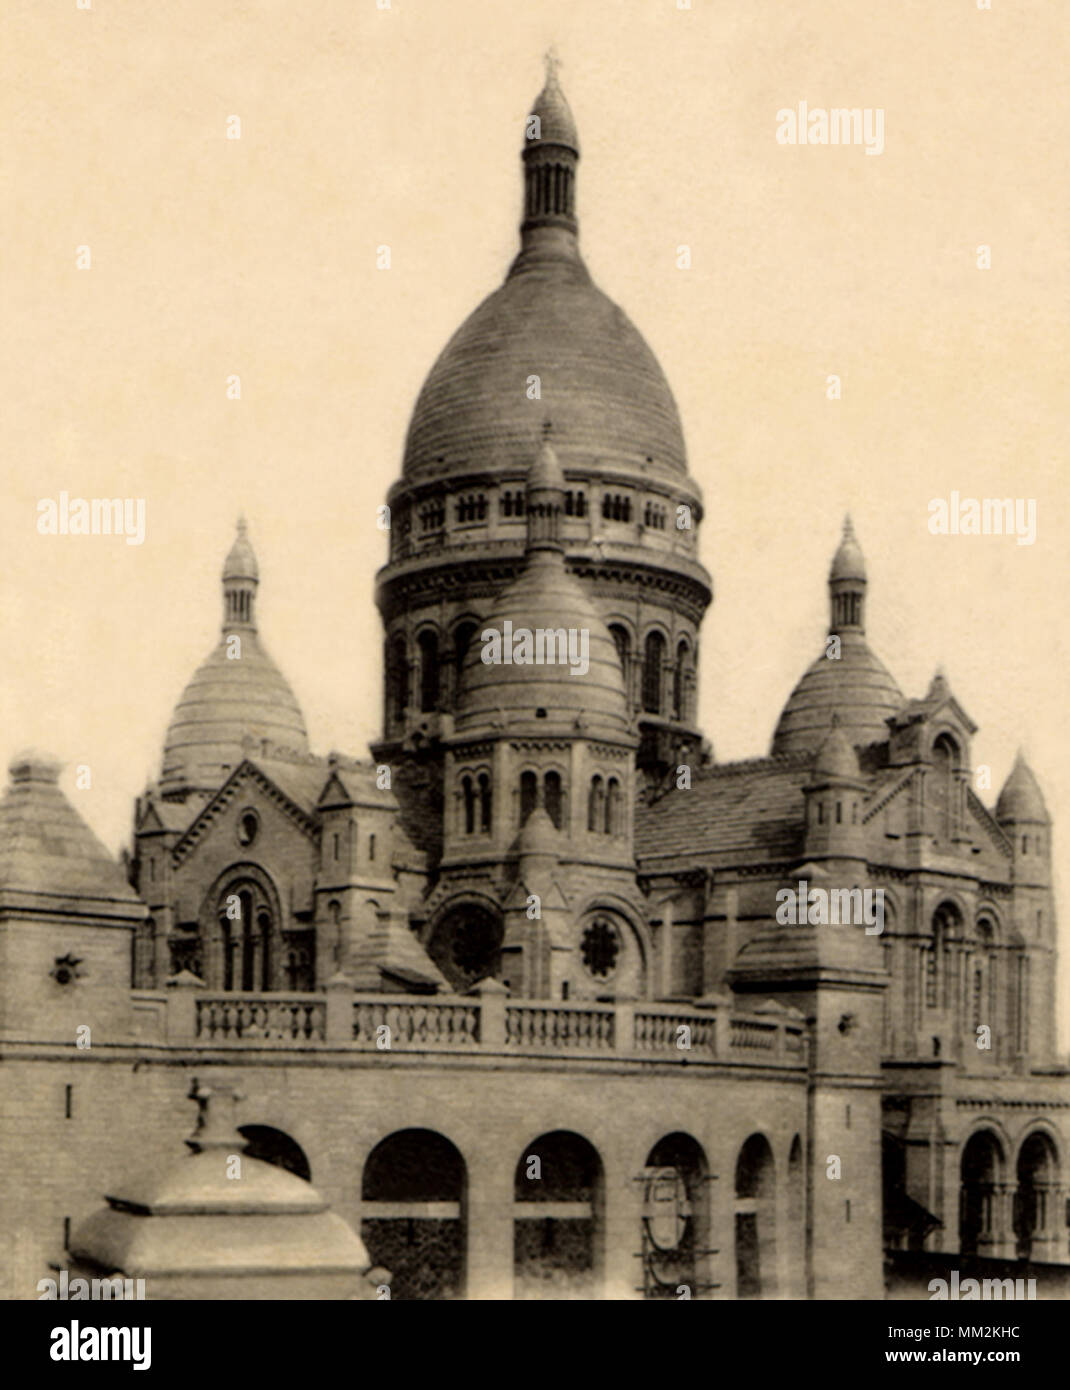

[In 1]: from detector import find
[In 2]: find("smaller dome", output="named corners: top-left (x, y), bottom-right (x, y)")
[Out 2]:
top-left (772, 633), bottom-right (903, 754)
top-left (830, 515), bottom-right (866, 582)
top-left (529, 60), bottom-right (578, 152)
top-left (996, 752), bottom-right (1049, 824)
top-left (162, 635), bottom-right (309, 791)
top-left (457, 551), bottom-right (628, 736)
top-left (223, 517), bottom-right (258, 582)
top-left (810, 722), bottom-right (861, 783)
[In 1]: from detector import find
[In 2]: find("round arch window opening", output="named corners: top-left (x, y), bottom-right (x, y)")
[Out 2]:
top-left (581, 918), bottom-right (621, 980)
top-left (237, 810), bottom-right (260, 847)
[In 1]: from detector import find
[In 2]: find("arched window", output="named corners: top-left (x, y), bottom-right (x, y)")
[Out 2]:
top-left (218, 879), bottom-right (274, 992)
top-left (387, 635), bottom-right (409, 727)
top-left (544, 771), bottom-right (563, 829)
top-left (454, 621), bottom-right (477, 695)
top-left (673, 640), bottom-right (691, 720)
top-left (642, 631), bottom-right (665, 714)
top-left (609, 624), bottom-right (630, 684)
top-left (462, 776), bottom-right (475, 835)
top-left (478, 773), bottom-right (492, 833)
top-left (926, 903), bottom-right (960, 1011)
top-left (931, 734), bottom-right (960, 840)
top-left (520, 771), bottom-right (538, 826)
top-left (588, 776), bottom-right (605, 833)
top-left (606, 778), bottom-right (621, 835)
top-left (418, 630), bottom-right (439, 712)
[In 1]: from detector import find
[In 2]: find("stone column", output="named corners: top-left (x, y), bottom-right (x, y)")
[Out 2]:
top-left (464, 1142), bottom-right (514, 1300)
top-left (602, 1145), bottom-right (644, 1300)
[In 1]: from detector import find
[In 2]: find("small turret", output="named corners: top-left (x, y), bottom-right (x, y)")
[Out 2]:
top-left (997, 751), bottom-right (1050, 883)
top-left (803, 719), bottom-right (868, 861)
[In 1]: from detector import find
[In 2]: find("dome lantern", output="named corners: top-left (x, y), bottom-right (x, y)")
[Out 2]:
top-left (222, 516), bottom-right (258, 631)
top-left (829, 514), bottom-right (866, 634)
top-left (516, 51), bottom-right (581, 274)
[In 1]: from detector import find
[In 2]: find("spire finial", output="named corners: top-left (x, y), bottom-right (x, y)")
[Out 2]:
top-left (843, 513), bottom-right (855, 541)
top-left (544, 45), bottom-right (561, 85)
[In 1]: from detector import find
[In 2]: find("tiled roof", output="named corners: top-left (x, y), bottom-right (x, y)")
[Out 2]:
top-left (255, 758), bottom-right (330, 819)
top-left (636, 753), bottom-right (814, 870)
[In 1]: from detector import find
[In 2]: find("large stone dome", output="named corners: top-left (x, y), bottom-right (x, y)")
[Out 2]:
top-left (402, 257), bottom-right (689, 482)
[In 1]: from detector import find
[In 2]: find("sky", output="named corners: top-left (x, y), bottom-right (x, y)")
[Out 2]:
top-left (2, 0), bottom-right (1067, 1041)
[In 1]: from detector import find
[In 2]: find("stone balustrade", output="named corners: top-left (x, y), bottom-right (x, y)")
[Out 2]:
top-left (128, 983), bottom-right (807, 1067)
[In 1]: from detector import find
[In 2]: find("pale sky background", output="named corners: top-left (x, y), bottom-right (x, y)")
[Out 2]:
top-left (2, 1), bottom-right (1066, 1041)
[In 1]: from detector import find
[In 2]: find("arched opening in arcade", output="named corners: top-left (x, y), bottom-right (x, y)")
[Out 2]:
top-left (514, 1131), bottom-right (604, 1299)
top-left (640, 1132), bottom-right (711, 1299)
top-left (735, 1133), bottom-right (777, 1298)
top-left (959, 1129), bottom-right (1004, 1257)
top-left (1015, 1131), bottom-right (1062, 1263)
top-left (237, 1125), bottom-right (311, 1182)
top-left (787, 1134), bottom-right (805, 1295)
top-left (360, 1128), bottom-right (466, 1300)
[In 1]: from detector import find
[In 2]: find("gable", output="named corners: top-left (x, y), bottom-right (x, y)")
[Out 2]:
top-left (172, 762), bottom-right (319, 870)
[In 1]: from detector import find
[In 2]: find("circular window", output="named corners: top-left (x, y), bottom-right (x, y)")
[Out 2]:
top-left (581, 918), bottom-right (621, 980)
top-left (237, 810), bottom-right (259, 847)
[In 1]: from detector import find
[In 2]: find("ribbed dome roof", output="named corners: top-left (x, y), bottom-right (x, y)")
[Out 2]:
top-left (162, 634), bottom-right (308, 791)
top-left (772, 632), bottom-right (903, 755)
top-left (456, 549), bottom-right (628, 734)
top-left (403, 258), bottom-right (688, 481)
top-left (996, 752), bottom-right (1049, 824)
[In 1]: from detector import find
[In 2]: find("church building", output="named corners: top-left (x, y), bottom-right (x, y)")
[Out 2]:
top-left (1, 62), bottom-right (1065, 1301)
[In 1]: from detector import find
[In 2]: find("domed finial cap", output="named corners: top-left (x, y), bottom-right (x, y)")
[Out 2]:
top-left (810, 717), bottom-right (861, 783)
top-left (517, 805), bottom-right (562, 859)
top-left (9, 749), bottom-right (63, 785)
top-left (529, 430), bottom-right (566, 492)
top-left (830, 513), bottom-right (866, 582)
top-left (927, 666), bottom-right (950, 701)
top-left (223, 516), bottom-right (259, 582)
top-left (528, 49), bottom-right (579, 153)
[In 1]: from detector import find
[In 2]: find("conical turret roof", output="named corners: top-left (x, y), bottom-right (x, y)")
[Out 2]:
top-left (996, 751), bottom-right (1049, 824)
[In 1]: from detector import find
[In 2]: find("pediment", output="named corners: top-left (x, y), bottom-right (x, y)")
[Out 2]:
top-left (173, 760), bottom-right (319, 866)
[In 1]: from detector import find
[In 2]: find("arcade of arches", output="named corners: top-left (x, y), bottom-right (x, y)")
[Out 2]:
top-left (239, 1123), bottom-right (812, 1299)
